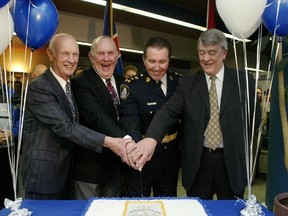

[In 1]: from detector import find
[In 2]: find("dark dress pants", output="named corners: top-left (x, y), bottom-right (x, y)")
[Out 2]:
top-left (187, 148), bottom-right (244, 200)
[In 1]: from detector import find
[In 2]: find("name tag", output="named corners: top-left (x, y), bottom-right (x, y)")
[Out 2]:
top-left (147, 102), bottom-right (157, 106)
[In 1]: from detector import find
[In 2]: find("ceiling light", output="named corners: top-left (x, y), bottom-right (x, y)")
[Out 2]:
top-left (246, 67), bottom-right (268, 73)
top-left (77, 41), bottom-right (143, 54)
top-left (82, 0), bottom-right (206, 31)
top-left (82, 0), bottom-right (250, 41)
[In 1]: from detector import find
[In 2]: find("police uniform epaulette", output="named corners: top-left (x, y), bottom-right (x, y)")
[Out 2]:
top-left (168, 70), bottom-right (183, 77)
top-left (121, 74), bottom-right (146, 99)
top-left (124, 75), bottom-right (140, 83)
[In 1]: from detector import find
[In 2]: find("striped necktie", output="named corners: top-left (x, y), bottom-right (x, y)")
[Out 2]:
top-left (66, 82), bottom-right (76, 120)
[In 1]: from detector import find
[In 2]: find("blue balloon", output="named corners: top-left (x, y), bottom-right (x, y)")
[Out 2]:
top-left (0, 0), bottom-right (9, 8)
top-left (262, 0), bottom-right (288, 37)
top-left (12, 0), bottom-right (58, 49)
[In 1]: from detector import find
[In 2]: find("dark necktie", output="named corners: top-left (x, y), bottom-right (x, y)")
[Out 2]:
top-left (157, 80), bottom-right (165, 96)
top-left (106, 79), bottom-right (120, 118)
top-left (66, 82), bottom-right (76, 120)
top-left (205, 76), bottom-right (222, 150)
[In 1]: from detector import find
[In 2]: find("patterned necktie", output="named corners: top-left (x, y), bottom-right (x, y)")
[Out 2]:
top-left (66, 82), bottom-right (76, 120)
top-left (205, 76), bottom-right (222, 150)
top-left (106, 79), bottom-right (120, 118)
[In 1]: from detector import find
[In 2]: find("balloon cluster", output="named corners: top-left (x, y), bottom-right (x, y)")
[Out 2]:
top-left (216, 0), bottom-right (288, 39)
top-left (0, 0), bottom-right (58, 54)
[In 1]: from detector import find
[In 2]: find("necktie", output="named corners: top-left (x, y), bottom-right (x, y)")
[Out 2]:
top-left (157, 80), bottom-right (165, 96)
top-left (205, 76), bottom-right (222, 150)
top-left (66, 82), bottom-right (76, 120)
top-left (106, 79), bottom-right (120, 118)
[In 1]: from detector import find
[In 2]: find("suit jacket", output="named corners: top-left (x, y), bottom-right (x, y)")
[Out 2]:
top-left (146, 67), bottom-right (261, 194)
top-left (71, 66), bottom-right (125, 183)
top-left (21, 69), bottom-right (105, 194)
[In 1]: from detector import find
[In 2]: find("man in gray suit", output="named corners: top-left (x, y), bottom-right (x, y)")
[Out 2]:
top-left (21, 33), bottom-right (133, 200)
top-left (127, 29), bottom-right (261, 200)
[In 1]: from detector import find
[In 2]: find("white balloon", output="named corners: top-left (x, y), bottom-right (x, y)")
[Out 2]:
top-left (0, 5), bottom-right (14, 54)
top-left (216, 0), bottom-right (267, 39)
top-left (8, 0), bottom-right (15, 9)
top-left (228, 19), bottom-right (262, 40)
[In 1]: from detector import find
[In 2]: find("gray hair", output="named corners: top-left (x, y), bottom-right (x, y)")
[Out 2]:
top-left (197, 29), bottom-right (228, 51)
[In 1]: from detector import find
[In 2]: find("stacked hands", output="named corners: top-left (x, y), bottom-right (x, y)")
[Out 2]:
top-left (107, 137), bottom-right (158, 171)
top-left (125, 138), bottom-right (158, 171)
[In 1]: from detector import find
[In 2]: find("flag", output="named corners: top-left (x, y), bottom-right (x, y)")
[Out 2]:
top-left (206, 0), bottom-right (216, 29)
top-left (103, 0), bottom-right (123, 75)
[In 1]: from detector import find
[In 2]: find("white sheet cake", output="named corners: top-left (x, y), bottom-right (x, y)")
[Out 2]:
top-left (84, 198), bottom-right (208, 216)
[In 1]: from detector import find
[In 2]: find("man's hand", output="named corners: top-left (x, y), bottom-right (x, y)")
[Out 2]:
top-left (104, 136), bottom-right (134, 165)
top-left (127, 138), bottom-right (157, 171)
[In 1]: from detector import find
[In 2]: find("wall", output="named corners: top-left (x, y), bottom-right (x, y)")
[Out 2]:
top-left (0, 47), bottom-right (49, 74)
top-left (57, 12), bottom-right (271, 75)
top-left (0, 11), bottom-right (271, 76)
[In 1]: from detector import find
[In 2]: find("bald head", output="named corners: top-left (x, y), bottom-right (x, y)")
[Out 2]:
top-left (46, 33), bottom-right (80, 81)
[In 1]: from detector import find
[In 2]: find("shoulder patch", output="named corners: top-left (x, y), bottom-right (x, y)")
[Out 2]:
top-left (120, 84), bottom-right (130, 100)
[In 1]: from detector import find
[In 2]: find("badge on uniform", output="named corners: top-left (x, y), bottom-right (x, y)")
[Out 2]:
top-left (120, 84), bottom-right (130, 100)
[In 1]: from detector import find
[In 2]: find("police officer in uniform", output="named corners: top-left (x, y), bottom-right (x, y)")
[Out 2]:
top-left (120, 36), bottom-right (182, 197)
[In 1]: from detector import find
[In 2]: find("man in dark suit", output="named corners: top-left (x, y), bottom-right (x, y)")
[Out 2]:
top-left (120, 36), bottom-right (182, 197)
top-left (71, 36), bottom-right (127, 199)
top-left (128, 29), bottom-right (261, 200)
top-left (21, 33), bottom-right (133, 200)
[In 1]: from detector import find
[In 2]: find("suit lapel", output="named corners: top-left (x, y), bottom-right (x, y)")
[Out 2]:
top-left (88, 68), bottom-right (114, 107)
top-left (195, 71), bottom-right (210, 113)
top-left (220, 67), bottom-right (234, 116)
top-left (45, 70), bottom-right (78, 121)
top-left (149, 80), bottom-right (165, 98)
top-left (88, 68), bottom-right (110, 98)
top-left (87, 68), bottom-right (120, 119)
top-left (166, 75), bottom-right (177, 98)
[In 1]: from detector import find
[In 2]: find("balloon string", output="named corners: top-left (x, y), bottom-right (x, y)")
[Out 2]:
top-left (273, 0), bottom-right (281, 36)
top-left (241, 36), bottom-right (254, 198)
top-left (250, 24), bottom-right (264, 188)
top-left (232, 35), bottom-right (250, 197)
top-left (24, 0), bottom-right (31, 53)
top-left (15, 51), bottom-right (32, 183)
top-left (231, 31), bottom-right (263, 198)
top-left (2, 17), bottom-right (19, 199)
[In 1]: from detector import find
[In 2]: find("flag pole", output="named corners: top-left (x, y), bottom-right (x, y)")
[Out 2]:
top-left (109, 0), bottom-right (113, 37)
top-left (206, 0), bottom-right (216, 29)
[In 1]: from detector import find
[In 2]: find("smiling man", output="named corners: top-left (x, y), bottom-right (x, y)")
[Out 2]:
top-left (120, 36), bottom-right (182, 197)
top-left (21, 34), bottom-right (132, 200)
top-left (128, 29), bottom-right (261, 200)
top-left (71, 36), bottom-right (129, 199)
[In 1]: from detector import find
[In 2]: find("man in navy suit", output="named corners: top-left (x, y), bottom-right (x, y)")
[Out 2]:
top-left (128, 29), bottom-right (261, 200)
top-left (71, 36), bottom-right (127, 199)
top-left (21, 33), bottom-right (133, 200)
